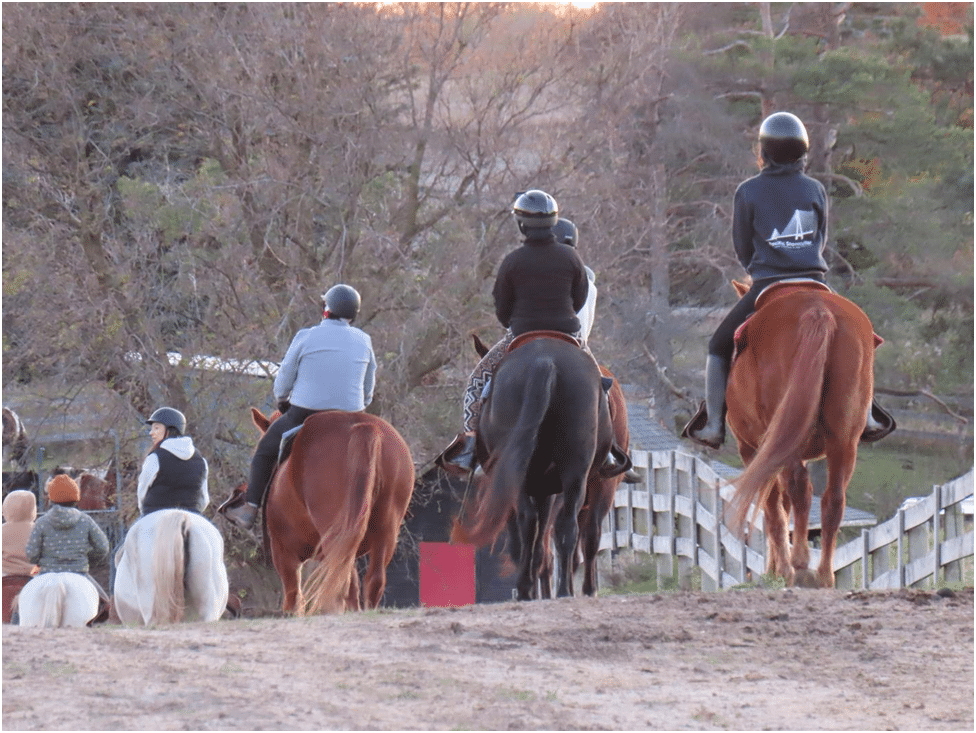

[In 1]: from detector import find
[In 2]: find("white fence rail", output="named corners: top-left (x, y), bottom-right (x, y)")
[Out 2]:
top-left (602, 450), bottom-right (974, 591)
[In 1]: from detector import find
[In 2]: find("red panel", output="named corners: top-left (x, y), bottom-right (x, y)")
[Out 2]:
top-left (419, 542), bottom-right (476, 608)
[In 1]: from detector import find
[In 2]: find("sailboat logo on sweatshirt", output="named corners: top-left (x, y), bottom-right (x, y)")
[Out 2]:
top-left (768, 210), bottom-right (816, 249)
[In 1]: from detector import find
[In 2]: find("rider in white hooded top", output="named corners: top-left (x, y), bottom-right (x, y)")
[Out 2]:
top-left (137, 407), bottom-right (209, 516)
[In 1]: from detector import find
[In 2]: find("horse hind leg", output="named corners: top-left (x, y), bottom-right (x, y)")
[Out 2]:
top-left (271, 539), bottom-right (304, 614)
top-left (817, 442), bottom-right (858, 588)
top-left (784, 461), bottom-right (818, 588)
top-left (762, 476), bottom-right (795, 586)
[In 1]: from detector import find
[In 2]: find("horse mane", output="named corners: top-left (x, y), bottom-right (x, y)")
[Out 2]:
top-left (301, 423), bottom-right (381, 614)
top-left (729, 302), bottom-right (837, 531)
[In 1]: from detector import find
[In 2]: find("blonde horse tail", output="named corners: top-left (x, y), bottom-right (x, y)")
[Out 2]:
top-left (302, 425), bottom-right (378, 615)
top-left (731, 304), bottom-right (836, 531)
top-left (152, 511), bottom-right (188, 623)
top-left (38, 577), bottom-right (67, 628)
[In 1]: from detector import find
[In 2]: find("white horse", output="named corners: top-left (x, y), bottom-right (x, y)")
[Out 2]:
top-left (113, 509), bottom-right (229, 625)
top-left (17, 573), bottom-right (100, 628)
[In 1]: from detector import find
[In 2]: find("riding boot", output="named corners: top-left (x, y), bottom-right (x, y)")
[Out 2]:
top-left (224, 502), bottom-right (259, 531)
top-left (681, 355), bottom-right (729, 449)
top-left (861, 398), bottom-right (896, 443)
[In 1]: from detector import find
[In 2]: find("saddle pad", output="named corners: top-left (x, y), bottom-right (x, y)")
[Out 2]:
top-left (508, 330), bottom-right (581, 353)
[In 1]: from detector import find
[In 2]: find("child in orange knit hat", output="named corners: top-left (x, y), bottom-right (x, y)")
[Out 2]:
top-left (25, 475), bottom-right (110, 605)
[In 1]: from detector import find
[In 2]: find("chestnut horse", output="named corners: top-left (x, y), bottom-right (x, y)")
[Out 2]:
top-left (50, 464), bottom-right (116, 510)
top-left (725, 280), bottom-right (875, 588)
top-left (249, 408), bottom-right (415, 614)
top-left (452, 335), bottom-right (617, 600)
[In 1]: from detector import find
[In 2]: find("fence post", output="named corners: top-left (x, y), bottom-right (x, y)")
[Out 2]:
top-left (713, 479), bottom-right (724, 588)
top-left (861, 529), bottom-right (870, 590)
top-left (933, 483), bottom-right (943, 587)
top-left (943, 483), bottom-right (965, 585)
top-left (654, 452), bottom-right (676, 591)
top-left (897, 508), bottom-right (906, 588)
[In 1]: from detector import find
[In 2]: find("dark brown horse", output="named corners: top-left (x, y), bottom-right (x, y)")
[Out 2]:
top-left (452, 335), bottom-right (616, 600)
top-left (470, 334), bottom-right (630, 598)
top-left (248, 408), bottom-right (415, 614)
top-left (725, 281), bottom-right (875, 588)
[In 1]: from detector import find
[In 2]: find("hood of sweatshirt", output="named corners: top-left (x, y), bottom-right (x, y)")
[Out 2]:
top-left (45, 503), bottom-right (84, 530)
top-left (2, 489), bottom-right (37, 523)
top-left (158, 435), bottom-right (197, 461)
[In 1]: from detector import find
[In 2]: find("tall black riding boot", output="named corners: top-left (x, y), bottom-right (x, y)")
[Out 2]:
top-left (682, 355), bottom-right (729, 449)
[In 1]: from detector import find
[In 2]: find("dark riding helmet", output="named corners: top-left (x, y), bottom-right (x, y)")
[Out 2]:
top-left (322, 283), bottom-right (361, 322)
top-left (146, 407), bottom-right (186, 435)
top-left (553, 217), bottom-right (578, 247)
top-left (759, 112), bottom-right (809, 164)
top-left (513, 189), bottom-right (558, 236)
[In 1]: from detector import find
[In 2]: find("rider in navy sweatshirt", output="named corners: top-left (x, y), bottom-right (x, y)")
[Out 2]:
top-left (683, 112), bottom-right (892, 449)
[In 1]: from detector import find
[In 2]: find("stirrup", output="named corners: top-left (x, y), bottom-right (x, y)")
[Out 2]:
top-left (861, 401), bottom-right (896, 443)
top-left (681, 401), bottom-right (725, 449)
top-left (599, 445), bottom-right (633, 479)
top-left (436, 433), bottom-right (476, 475)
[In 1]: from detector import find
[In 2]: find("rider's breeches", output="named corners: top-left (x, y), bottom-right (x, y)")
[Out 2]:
top-left (461, 328), bottom-right (590, 433)
top-left (245, 405), bottom-right (318, 506)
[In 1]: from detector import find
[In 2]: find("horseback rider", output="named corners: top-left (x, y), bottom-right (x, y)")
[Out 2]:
top-left (224, 284), bottom-right (376, 531)
top-left (441, 190), bottom-right (633, 477)
top-left (25, 474), bottom-right (111, 606)
top-left (138, 407), bottom-right (209, 516)
top-left (682, 111), bottom-right (894, 449)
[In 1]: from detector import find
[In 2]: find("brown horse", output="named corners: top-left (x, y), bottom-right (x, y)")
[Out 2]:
top-left (452, 335), bottom-right (617, 600)
top-left (538, 366), bottom-right (630, 598)
top-left (470, 333), bottom-right (629, 598)
top-left (49, 465), bottom-right (116, 510)
top-left (725, 281), bottom-right (875, 588)
top-left (248, 408), bottom-right (415, 614)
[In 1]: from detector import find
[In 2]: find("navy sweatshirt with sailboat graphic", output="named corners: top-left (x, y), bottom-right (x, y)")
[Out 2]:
top-left (732, 159), bottom-right (829, 282)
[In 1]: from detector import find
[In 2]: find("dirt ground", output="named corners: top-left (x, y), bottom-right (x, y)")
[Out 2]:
top-left (2, 586), bottom-right (972, 732)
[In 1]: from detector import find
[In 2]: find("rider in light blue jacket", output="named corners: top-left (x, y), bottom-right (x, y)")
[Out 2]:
top-left (224, 284), bottom-right (376, 531)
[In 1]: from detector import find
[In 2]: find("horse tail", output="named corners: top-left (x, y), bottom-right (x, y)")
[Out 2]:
top-left (35, 577), bottom-right (67, 628)
top-left (152, 511), bottom-right (189, 623)
top-left (453, 357), bottom-right (557, 547)
top-left (302, 424), bottom-right (379, 614)
top-left (731, 304), bottom-right (836, 531)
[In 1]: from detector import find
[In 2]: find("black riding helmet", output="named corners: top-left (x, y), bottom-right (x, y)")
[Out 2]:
top-left (759, 112), bottom-right (809, 164)
top-left (553, 217), bottom-right (578, 247)
top-left (513, 190), bottom-right (558, 237)
top-left (322, 284), bottom-right (361, 322)
top-left (146, 407), bottom-right (186, 435)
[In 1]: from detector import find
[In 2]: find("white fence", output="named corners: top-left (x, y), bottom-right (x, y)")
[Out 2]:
top-left (602, 450), bottom-right (974, 591)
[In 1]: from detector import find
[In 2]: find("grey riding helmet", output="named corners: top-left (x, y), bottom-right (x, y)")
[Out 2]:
top-left (322, 284), bottom-right (362, 322)
top-left (553, 217), bottom-right (578, 247)
top-left (146, 407), bottom-right (186, 435)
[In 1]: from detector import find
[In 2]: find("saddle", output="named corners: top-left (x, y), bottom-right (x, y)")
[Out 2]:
top-left (508, 330), bottom-right (581, 353)
top-left (733, 280), bottom-right (884, 359)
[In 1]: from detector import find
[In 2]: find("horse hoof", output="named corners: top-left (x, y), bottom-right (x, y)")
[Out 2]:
top-left (792, 569), bottom-right (820, 588)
